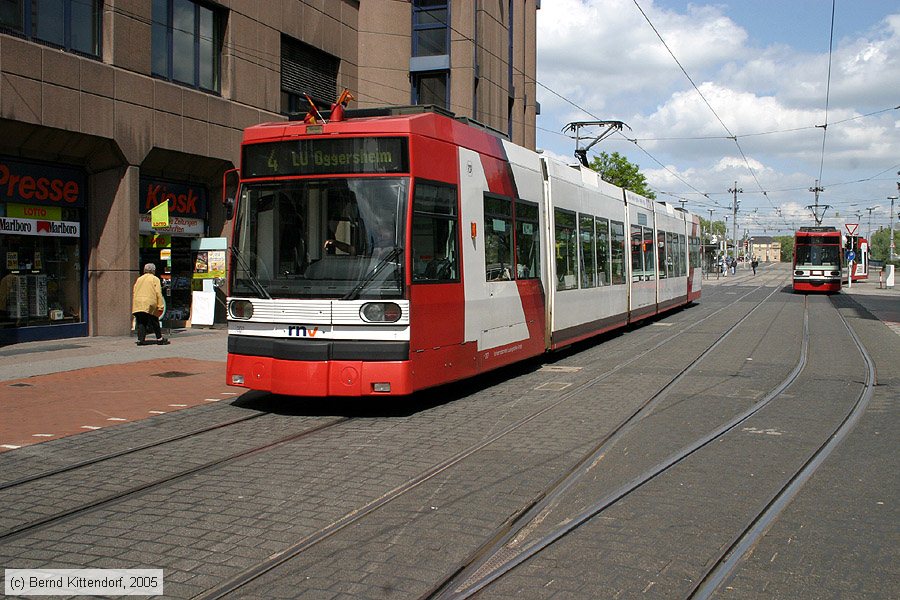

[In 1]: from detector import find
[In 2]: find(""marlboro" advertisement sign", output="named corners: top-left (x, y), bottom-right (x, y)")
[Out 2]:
top-left (0, 216), bottom-right (80, 237)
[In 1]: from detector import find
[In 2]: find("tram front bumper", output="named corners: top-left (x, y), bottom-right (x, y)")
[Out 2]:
top-left (226, 353), bottom-right (414, 397)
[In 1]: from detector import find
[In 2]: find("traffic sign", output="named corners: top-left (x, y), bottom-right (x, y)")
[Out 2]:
top-left (846, 250), bottom-right (856, 262)
top-left (845, 223), bottom-right (859, 235)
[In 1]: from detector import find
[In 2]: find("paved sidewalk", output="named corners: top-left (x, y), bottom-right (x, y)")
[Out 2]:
top-left (0, 325), bottom-right (228, 382)
top-left (0, 326), bottom-right (232, 452)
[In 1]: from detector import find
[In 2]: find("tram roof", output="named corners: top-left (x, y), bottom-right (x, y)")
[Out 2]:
top-left (242, 105), bottom-right (510, 158)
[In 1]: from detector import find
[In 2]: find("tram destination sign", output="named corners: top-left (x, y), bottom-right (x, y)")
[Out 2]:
top-left (243, 137), bottom-right (408, 178)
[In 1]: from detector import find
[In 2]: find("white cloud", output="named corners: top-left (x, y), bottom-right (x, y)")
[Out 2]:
top-left (535, 2), bottom-right (900, 234)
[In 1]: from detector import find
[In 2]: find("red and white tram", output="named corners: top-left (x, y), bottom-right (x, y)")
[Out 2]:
top-left (223, 105), bottom-right (701, 397)
top-left (792, 227), bottom-right (843, 293)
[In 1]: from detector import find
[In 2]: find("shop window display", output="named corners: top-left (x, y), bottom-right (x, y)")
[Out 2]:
top-left (0, 232), bottom-right (82, 328)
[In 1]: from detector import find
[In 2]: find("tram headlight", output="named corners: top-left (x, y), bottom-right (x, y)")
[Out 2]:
top-left (830, 271), bottom-right (841, 276)
top-left (229, 300), bottom-right (254, 319)
top-left (360, 302), bottom-right (402, 323)
top-left (794, 270), bottom-right (804, 276)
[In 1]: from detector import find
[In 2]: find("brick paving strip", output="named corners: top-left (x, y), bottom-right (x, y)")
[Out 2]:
top-left (0, 358), bottom-right (228, 451)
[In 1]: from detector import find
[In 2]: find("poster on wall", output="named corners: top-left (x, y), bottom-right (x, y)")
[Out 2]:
top-left (207, 250), bottom-right (226, 278)
top-left (194, 251), bottom-right (208, 275)
top-left (193, 249), bottom-right (226, 279)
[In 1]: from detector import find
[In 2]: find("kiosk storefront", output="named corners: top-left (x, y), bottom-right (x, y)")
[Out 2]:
top-left (0, 157), bottom-right (87, 343)
top-left (138, 177), bottom-right (208, 326)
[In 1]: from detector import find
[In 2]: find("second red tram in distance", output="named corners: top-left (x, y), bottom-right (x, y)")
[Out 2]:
top-left (792, 227), bottom-right (843, 293)
top-left (223, 105), bottom-right (702, 397)
top-left (843, 232), bottom-right (869, 282)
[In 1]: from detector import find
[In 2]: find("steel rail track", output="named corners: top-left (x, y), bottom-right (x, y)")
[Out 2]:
top-left (0, 412), bottom-right (267, 491)
top-left (685, 296), bottom-right (878, 599)
top-left (422, 284), bottom-right (799, 599)
top-left (192, 281), bottom-right (787, 599)
top-left (0, 416), bottom-right (349, 544)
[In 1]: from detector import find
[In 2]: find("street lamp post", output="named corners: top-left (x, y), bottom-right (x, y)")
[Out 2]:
top-left (728, 182), bottom-right (741, 259)
top-left (724, 215), bottom-right (729, 258)
top-left (889, 195), bottom-right (898, 260)
top-left (865, 206), bottom-right (877, 242)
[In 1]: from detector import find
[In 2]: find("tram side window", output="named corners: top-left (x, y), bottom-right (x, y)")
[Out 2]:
top-left (689, 236), bottom-right (700, 271)
top-left (643, 226), bottom-right (655, 280)
top-left (678, 234), bottom-right (687, 276)
top-left (664, 232), bottom-right (675, 278)
top-left (411, 181), bottom-right (459, 282)
top-left (596, 217), bottom-right (610, 286)
top-left (658, 231), bottom-right (668, 279)
top-left (578, 213), bottom-right (596, 288)
top-left (515, 200), bottom-right (540, 279)
top-left (555, 208), bottom-right (577, 290)
top-left (671, 232), bottom-right (681, 277)
top-left (484, 194), bottom-right (514, 281)
top-left (610, 220), bottom-right (626, 285)
top-left (630, 224), bottom-right (644, 280)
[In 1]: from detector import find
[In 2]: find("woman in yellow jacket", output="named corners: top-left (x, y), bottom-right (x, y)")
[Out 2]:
top-left (132, 263), bottom-right (168, 345)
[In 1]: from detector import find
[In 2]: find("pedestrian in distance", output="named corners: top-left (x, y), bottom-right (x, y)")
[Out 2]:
top-left (751, 257), bottom-right (759, 275)
top-left (132, 263), bottom-right (168, 345)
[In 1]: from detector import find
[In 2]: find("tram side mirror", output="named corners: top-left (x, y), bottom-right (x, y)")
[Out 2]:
top-left (222, 168), bottom-right (240, 221)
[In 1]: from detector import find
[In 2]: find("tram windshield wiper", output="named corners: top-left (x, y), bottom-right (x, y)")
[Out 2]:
top-left (342, 246), bottom-right (402, 301)
top-left (230, 246), bottom-right (271, 299)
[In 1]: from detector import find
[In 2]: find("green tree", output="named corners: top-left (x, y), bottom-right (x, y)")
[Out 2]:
top-left (698, 218), bottom-right (727, 244)
top-left (775, 235), bottom-right (794, 262)
top-left (869, 227), bottom-right (899, 262)
top-left (588, 151), bottom-right (656, 199)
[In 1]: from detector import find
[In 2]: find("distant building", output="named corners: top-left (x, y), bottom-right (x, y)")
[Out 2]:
top-left (748, 236), bottom-right (782, 262)
top-left (0, 1), bottom-right (538, 343)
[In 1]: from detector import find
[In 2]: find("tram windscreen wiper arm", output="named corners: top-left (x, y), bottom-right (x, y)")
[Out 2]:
top-left (342, 246), bottom-right (402, 301)
top-left (230, 246), bottom-right (271, 299)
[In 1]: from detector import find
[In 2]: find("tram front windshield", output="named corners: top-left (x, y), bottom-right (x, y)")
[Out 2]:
top-left (795, 240), bottom-right (841, 267)
top-left (231, 178), bottom-right (408, 300)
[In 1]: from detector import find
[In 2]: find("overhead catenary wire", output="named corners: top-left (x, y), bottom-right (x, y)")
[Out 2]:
top-left (108, 2), bottom-right (888, 234)
top-left (816, 0), bottom-right (837, 186)
top-left (630, 0), bottom-right (792, 232)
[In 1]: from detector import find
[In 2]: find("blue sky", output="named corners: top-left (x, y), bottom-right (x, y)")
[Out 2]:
top-left (535, 0), bottom-right (899, 236)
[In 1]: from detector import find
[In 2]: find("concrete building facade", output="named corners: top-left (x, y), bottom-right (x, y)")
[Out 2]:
top-left (0, 0), bottom-right (538, 344)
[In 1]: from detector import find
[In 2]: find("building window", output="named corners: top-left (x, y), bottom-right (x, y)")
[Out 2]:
top-left (0, 0), bottom-right (101, 56)
top-left (281, 36), bottom-right (339, 114)
top-left (152, 0), bottom-right (221, 91)
top-left (412, 0), bottom-right (449, 57)
top-left (412, 71), bottom-right (448, 109)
